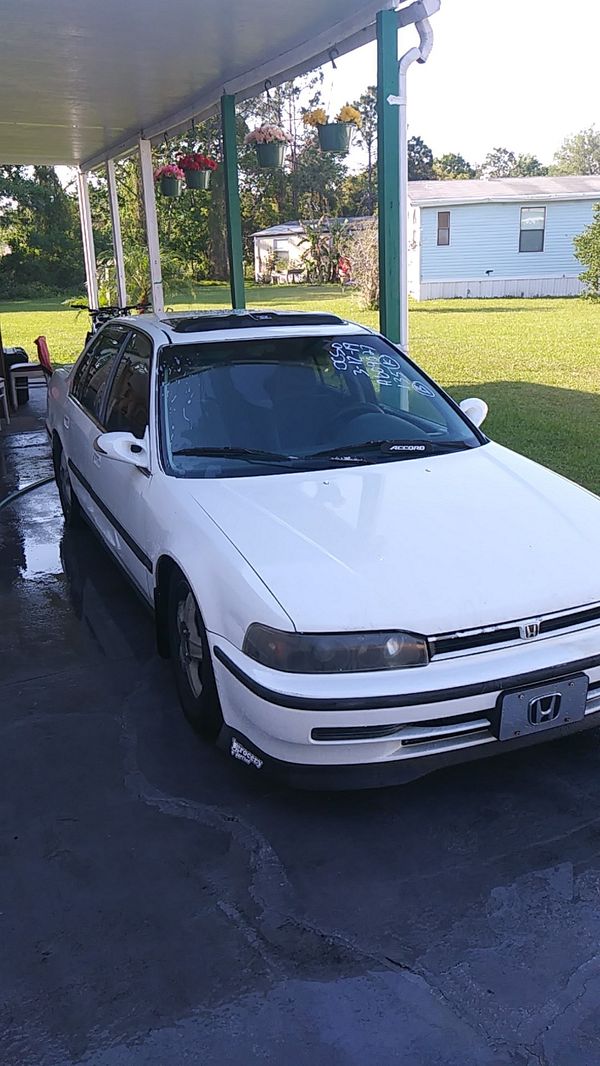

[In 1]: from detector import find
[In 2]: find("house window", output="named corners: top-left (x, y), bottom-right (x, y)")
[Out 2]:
top-left (437, 211), bottom-right (450, 246)
top-left (519, 206), bottom-right (545, 252)
top-left (273, 238), bottom-right (289, 262)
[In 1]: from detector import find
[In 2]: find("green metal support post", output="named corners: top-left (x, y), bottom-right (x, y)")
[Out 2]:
top-left (376, 9), bottom-right (400, 343)
top-left (220, 93), bottom-right (246, 309)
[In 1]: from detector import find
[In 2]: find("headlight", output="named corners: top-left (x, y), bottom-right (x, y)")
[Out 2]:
top-left (243, 624), bottom-right (429, 673)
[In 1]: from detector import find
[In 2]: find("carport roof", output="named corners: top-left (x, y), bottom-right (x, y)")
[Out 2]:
top-left (0, 0), bottom-right (413, 169)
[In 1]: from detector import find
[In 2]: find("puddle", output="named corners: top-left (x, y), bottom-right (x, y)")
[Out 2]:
top-left (19, 538), bottom-right (63, 580)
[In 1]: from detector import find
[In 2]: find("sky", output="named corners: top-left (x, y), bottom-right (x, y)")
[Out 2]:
top-left (329, 0), bottom-right (600, 168)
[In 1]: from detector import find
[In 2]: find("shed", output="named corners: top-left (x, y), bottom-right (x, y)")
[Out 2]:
top-left (252, 218), bottom-right (371, 281)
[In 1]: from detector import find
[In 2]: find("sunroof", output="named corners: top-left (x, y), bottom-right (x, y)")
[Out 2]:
top-left (165, 310), bottom-right (345, 333)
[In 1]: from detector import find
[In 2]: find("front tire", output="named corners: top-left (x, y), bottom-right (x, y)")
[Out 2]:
top-left (167, 573), bottom-right (224, 739)
top-left (53, 440), bottom-right (83, 528)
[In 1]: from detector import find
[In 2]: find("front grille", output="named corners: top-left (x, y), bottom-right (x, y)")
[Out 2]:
top-left (430, 602), bottom-right (600, 659)
top-left (312, 723), bottom-right (403, 742)
top-left (310, 679), bottom-right (600, 749)
top-left (311, 710), bottom-right (492, 745)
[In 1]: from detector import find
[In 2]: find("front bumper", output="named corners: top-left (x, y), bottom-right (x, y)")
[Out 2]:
top-left (210, 627), bottom-right (600, 789)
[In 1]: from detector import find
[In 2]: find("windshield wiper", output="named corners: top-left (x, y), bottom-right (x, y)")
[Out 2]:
top-left (309, 439), bottom-right (474, 459)
top-left (173, 446), bottom-right (300, 463)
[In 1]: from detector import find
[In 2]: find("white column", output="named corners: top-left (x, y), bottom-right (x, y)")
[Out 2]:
top-left (106, 159), bottom-right (127, 307)
top-left (138, 137), bottom-right (164, 313)
top-left (76, 168), bottom-right (98, 308)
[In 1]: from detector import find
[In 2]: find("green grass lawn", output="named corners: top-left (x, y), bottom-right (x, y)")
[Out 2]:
top-left (1, 286), bottom-right (598, 493)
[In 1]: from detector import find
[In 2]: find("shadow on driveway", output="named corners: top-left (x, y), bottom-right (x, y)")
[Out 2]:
top-left (2, 422), bottom-right (600, 1066)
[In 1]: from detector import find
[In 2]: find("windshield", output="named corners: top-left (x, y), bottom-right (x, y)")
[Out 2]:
top-left (158, 333), bottom-right (481, 478)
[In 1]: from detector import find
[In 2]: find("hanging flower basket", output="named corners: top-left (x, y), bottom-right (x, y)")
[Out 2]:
top-left (177, 153), bottom-right (218, 190)
top-left (303, 105), bottom-right (361, 155)
top-left (185, 169), bottom-right (211, 190)
top-left (154, 165), bottom-right (185, 197)
top-left (256, 141), bottom-right (287, 168)
top-left (160, 176), bottom-right (182, 196)
top-left (244, 125), bottom-right (290, 169)
top-left (318, 122), bottom-right (352, 153)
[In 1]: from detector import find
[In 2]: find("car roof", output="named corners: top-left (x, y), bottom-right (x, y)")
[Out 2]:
top-left (110, 308), bottom-right (375, 344)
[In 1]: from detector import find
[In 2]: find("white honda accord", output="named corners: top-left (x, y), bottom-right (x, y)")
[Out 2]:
top-left (47, 309), bottom-right (600, 788)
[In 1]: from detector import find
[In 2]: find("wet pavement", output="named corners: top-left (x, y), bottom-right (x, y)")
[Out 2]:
top-left (3, 416), bottom-right (600, 1066)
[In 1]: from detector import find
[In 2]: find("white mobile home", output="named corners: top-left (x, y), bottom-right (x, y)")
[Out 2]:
top-left (407, 175), bottom-right (600, 300)
top-left (252, 217), bottom-right (370, 282)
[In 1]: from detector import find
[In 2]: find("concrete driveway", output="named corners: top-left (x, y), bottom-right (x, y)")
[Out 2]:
top-left (2, 426), bottom-right (600, 1066)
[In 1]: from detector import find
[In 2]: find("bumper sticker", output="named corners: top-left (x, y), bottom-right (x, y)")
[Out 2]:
top-left (231, 737), bottom-right (263, 770)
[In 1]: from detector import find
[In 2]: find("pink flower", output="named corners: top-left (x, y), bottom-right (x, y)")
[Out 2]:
top-left (244, 125), bottom-right (291, 145)
top-left (154, 164), bottom-right (185, 181)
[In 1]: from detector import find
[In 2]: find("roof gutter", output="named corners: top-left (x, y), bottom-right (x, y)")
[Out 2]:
top-left (410, 191), bottom-right (600, 207)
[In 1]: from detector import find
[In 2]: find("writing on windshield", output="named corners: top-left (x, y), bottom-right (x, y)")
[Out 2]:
top-left (329, 341), bottom-right (436, 397)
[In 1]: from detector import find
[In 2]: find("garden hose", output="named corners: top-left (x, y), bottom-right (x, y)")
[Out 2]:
top-left (0, 474), bottom-right (55, 513)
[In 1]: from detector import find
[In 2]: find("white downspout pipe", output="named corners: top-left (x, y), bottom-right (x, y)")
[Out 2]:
top-left (138, 137), bottom-right (165, 313)
top-left (389, 18), bottom-right (434, 351)
top-left (76, 168), bottom-right (98, 309)
top-left (106, 158), bottom-right (127, 307)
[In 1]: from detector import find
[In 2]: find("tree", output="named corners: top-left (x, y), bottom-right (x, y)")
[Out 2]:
top-left (346, 218), bottom-right (378, 309)
top-left (511, 154), bottom-right (548, 177)
top-left (478, 147), bottom-right (547, 179)
top-left (352, 86), bottom-right (377, 212)
top-left (552, 126), bottom-right (600, 175)
top-left (478, 147), bottom-right (516, 178)
top-left (0, 166), bottom-right (83, 297)
top-left (432, 153), bottom-right (475, 180)
top-left (574, 202), bottom-right (600, 298)
top-left (300, 217), bottom-right (348, 283)
top-left (338, 168), bottom-right (376, 217)
top-left (408, 136), bottom-right (435, 180)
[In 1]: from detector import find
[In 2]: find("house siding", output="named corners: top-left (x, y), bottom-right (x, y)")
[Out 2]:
top-left (417, 198), bottom-right (596, 299)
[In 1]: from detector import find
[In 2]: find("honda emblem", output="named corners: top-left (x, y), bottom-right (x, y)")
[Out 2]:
top-left (528, 692), bottom-right (561, 726)
top-left (520, 619), bottom-right (541, 640)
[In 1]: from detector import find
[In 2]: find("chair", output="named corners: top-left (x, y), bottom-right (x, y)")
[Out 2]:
top-left (0, 378), bottom-right (10, 426)
top-left (7, 335), bottom-right (53, 410)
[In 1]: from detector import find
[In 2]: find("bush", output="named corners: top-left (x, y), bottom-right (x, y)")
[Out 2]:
top-left (574, 202), bottom-right (600, 299)
top-left (347, 218), bottom-right (379, 310)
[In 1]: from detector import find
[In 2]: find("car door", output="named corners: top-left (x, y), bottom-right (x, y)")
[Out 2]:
top-left (65, 324), bottom-right (131, 520)
top-left (90, 329), bottom-right (155, 599)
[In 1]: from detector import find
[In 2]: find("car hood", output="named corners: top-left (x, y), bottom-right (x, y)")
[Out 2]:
top-left (189, 443), bottom-right (600, 635)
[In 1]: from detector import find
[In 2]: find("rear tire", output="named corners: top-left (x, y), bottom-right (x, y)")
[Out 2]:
top-left (167, 572), bottom-right (224, 740)
top-left (53, 440), bottom-right (83, 528)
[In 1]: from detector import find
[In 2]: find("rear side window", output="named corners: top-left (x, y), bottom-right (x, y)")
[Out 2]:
top-left (105, 331), bottom-right (152, 439)
top-left (72, 326), bottom-right (130, 421)
top-left (70, 333), bottom-right (102, 399)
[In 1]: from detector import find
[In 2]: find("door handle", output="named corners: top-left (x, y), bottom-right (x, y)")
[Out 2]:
top-left (63, 414), bottom-right (70, 430)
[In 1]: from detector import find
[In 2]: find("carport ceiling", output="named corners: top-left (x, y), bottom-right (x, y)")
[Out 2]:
top-left (0, 0), bottom-right (408, 169)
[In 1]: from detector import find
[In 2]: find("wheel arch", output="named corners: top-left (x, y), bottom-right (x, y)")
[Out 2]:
top-left (154, 554), bottom-right (187, 658)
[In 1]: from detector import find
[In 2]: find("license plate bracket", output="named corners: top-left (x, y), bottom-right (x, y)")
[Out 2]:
top-left (498, 673), bottom-right (588, 742)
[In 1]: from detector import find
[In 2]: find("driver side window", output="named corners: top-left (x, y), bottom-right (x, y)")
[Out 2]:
top-left (71, 326), bottom-right (130, 421)
top-left (104, 331), bottom-right (152, 440)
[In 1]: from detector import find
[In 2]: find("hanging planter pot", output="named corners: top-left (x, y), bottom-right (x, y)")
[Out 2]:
top-left (178, 154), bottom-right (218, 190)
top-left (185, 169), bottom-right (211, 190)
top-left (160, 175), bottom-right (182, 197)
top-left (318, 122), bottom-right (352, 153)
top-left (303, 106), bottom-right (361, 155)
top-left (155, 166), bottom-right (185, 197)
top-left (255, 141), bottom-right (286, 168)
top-left (244, 127), bottom-right (290, 169)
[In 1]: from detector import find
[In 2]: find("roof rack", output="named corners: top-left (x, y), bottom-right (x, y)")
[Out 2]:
top-left (164, 310), bottom-right (346, 334)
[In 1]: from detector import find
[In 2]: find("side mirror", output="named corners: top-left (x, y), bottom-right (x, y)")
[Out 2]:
top-left (459, 397), bottom-right (488, 428)
top-left (95, 431), bottom-right (149, 469)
